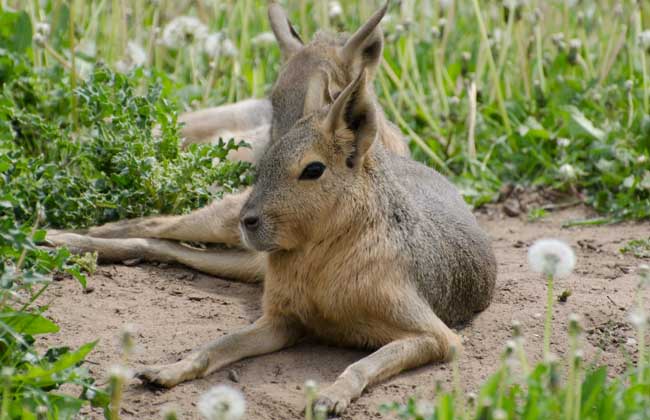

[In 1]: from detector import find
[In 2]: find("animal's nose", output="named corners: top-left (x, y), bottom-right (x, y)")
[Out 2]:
top-left (241, 214), bottom-right (260, 231)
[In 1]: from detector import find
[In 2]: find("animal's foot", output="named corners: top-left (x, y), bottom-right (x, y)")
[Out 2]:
top-left (43, 231), bottom-right (89, 253)
top-left (312, 387), bottom-right (352, 417)
top-left (136, 357), bottom-right (206, 388)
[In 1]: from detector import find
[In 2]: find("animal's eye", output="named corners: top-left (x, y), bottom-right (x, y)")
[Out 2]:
top-left (299, 161), bottom-right (326, 180)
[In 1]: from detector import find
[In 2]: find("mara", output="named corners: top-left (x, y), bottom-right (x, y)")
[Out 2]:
top-left (47, 2), bottom-right (497, 416)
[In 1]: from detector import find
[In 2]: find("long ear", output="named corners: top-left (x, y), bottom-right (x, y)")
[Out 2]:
top-left (268, 2), bottom-right (303, 60)
top-left (324, 70), bottom-right (377, 168)
top-left (303, 70), bottom-right (334, 115)
top-left (339, 2), bottom-right (388, 76)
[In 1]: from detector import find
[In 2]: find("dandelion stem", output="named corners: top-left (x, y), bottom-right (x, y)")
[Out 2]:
top-left (543, 273), bottom-right (554, 358)
top-left (69, 0), bottom-right (78, 131)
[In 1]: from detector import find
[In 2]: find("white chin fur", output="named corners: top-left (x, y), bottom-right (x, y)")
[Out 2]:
top-left (239, 224), bottom-right (254, 250)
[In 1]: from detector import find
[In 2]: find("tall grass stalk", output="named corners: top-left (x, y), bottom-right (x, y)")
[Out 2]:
top-left (470, 0), bottom-right (511, 135)
top-left (69, 0), bottom-right (78, 130)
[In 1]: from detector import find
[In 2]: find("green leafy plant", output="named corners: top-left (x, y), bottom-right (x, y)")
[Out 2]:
top-left (621, 238), bottom-right (650, 259)
top-left (1, 196), bottom-right (109, 418)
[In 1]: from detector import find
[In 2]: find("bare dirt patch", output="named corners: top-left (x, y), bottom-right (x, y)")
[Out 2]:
top-left (43, 206), bottom-right (650, 419)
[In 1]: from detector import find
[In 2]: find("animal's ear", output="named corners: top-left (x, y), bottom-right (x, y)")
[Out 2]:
top-left (324, 69), bottom-right (377, 169)
top-left (339, 2), bottom-right (388, 77)
top-left (303, 70), bottom-right (334, 115)
top-left (268, 2), bottom-right (303, 60)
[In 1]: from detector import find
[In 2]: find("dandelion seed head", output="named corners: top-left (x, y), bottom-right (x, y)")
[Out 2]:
top-left (439, 0), bottom-right (454, 10)
top-left (33, 33), bottom-right (46, 47)
top-left (160, 403), bottom-right (180, 420)
top-left (629, 308), bottom-right (647, 329)
top-left (467, 392), bottom-right (477, 405)
top-left (251, 32), bottom-right (275, 47)
top-left (569, 38), bottom-right (582, 50)
top-left (119, 322), bottom-right (137, 354)
top-left (116, 42), bottom-right (146, 73)
top-left (204, 33), bottom-right (224, 58)
top-left (198, 385), bottom-right (246, 420)
top-left (639, 30), bottom-right (650, 51)
top-left (304, 379), bottom-right (318, 394)
top-left (493, 409), bottom-right (507, 420)
top-left (415, 400), bottom-right (435, 418)
top-left (162, 16), bottom-right (208, 49)
top-left (328, 1), bottom-right (343, 19)
top-left (221, 39), bottom-right (239, 57)
top-left (638, 263), bottom-right (650, 280)
top-left (528, 239), bottom-right (576, 278)
top-left (568, 313), bottom-right (582, 336)
top-left (108, 364), bottom-right (133, 382)
top-left (559, 163), bottom-right (576, 180)
top-left (35, 22), bottom-right (51, 37)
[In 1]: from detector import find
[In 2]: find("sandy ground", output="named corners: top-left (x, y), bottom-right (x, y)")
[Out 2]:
top-left (42, 205), bottom-right (650, 419)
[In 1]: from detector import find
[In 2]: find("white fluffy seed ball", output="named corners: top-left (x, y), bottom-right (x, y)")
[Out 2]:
top-left (198, 385), bottom-right (246, 420)
top-left (528, 239), bottom-right (576, 278)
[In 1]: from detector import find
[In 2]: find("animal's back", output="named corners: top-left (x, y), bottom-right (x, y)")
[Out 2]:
top-left (381, 152), bottom-right (497, 326)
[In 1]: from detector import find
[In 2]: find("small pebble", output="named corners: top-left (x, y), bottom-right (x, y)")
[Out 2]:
top-left (228, 369), bottom-right (240, 383)
top-left (122, 258), bottom-right (142, 266)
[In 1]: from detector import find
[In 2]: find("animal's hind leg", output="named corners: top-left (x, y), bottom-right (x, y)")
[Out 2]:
top-left (314, 327), bottom-right (461, 415)
top-left (67, 189), bottom-right (251, 247)
top-left (45, 232), bottom-right (264, 282)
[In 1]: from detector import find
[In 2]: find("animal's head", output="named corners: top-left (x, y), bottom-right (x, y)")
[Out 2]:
top-left (267, 1), bottom-right (388, 142)
top-left (240, 69), bottom-right (379, 252)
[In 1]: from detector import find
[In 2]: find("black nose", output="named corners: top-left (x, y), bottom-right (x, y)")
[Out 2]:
top-left (242, 215), bottom-right (260, 231)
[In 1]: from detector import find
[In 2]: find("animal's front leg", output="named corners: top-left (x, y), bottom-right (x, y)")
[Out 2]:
top-left (314, 331), bottom-right (461, 416)
top-left (137, 315), bottom-right (302, 388)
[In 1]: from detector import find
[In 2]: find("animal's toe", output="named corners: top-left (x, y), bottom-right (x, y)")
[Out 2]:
top-left (313, 393), bottom-right (350, 417)
top-left (136, 367), bottom-right (178, 388)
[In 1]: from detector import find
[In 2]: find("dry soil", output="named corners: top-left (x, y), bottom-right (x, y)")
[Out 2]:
top-left (43, 205), bottom-right (650, 419)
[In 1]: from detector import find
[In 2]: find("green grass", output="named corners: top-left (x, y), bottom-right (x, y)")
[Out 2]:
top-left (1, 0), bottom-right (650, 418)
top-left (6, 0), bottom-right (650, 220)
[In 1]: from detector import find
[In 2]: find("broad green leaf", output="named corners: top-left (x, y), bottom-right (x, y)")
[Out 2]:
top-left (567, 105), bottom-right (605, 141)
top-left (0, 311), bottom-right (59, 335)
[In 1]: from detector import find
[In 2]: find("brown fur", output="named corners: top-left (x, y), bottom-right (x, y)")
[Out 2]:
top-left (46, 2), bottom-right (407, 281)
top-left (137, 69), bottom-right (496, 415)
top-left (47, 4), bottom-right (497, 415)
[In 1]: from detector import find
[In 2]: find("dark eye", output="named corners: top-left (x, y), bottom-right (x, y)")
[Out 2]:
top-left (299, 162), bottom-right (326, 180)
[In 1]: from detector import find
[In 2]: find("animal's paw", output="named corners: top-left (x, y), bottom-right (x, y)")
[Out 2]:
top-left (136, 363), bottom-right (190, 388)
top-left (42, 231), bottom-right (90, 253)
top-left (312, 389), bottom-right (351, 417)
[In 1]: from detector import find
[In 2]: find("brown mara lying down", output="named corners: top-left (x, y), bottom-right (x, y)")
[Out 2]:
top-left (45, 2), bottom-right (497, 416)
top-left (46, 2), bottom-right (409, 280)
top-left (135, 71), bottom-right (496, 415)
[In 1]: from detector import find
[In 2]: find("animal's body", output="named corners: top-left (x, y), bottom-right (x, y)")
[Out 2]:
top-left (135, 69), bottom-right (496, 415)
top-left (47, 3), bottom-right (408, 282)
top-left (46, 3), bottom-right (497, 415)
